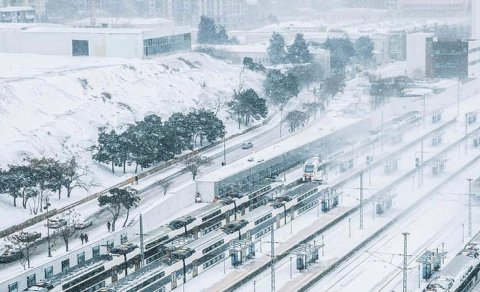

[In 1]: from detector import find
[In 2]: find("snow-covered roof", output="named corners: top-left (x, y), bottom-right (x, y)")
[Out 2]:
top-left (71, 17), bottom-right (174, 29)
top-left (0, 6), bottom-right (34, 12)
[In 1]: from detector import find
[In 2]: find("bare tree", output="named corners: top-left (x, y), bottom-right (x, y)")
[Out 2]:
top-left (159, 180), bottom-right (172, 196)
top-left (54, 209), bottom-right (81, 252)
top-left (60, 158), bottom-right (90, 198)
top-left (6, 231), bottom-right (40, 270)
top-left (182, 156), bottom-right (213, 180)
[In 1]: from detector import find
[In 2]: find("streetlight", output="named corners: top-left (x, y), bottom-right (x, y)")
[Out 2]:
top-left (223, 130), bottom-right (227, 166)
top-left (43, 196), bottom-right (52, 257)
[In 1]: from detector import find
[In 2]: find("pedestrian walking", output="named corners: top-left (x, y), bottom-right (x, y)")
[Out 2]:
top-left (84, 233), bottom-right (89, 244)
top-left (80, 233), bottom-right (85, 244)
top-left (107, 221), bottom-right (111, 232)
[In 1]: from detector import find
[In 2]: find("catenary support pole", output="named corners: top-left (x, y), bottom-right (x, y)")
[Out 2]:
top-left (271, 224), bottom-right (276, 292)
top-left (360, 172), bottom-right (364, 230)
top-left (402, 232), bottom-right (409, 292)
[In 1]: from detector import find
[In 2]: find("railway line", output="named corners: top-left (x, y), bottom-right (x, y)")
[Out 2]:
top-left (285, 137), bottom-right (480, 291)
top-left (221, 118), bottom-right (480, 292)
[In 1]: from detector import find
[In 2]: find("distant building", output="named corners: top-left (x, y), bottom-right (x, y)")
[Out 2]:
top-left (0, 0), bottom-right (45, 18)
top-left (148, 0), bottom-right (247, 28)
top-left (0, 6), bottom-right (35, 23)
top-left (399, 0), bottom-right (468, 16)
top-left (0, 20), bottom-right (191, 58)
top-left (407, 32), bottom-right (475, 79)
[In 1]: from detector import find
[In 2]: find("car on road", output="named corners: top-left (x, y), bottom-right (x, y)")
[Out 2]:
top-left (241, 142), bottom-right (253, 149)
top-left (74, 219), bottom-right (93, 230)
top-left (0, 245), bottom-right (22, 263)
top-left (47, 218), bottom-right (67, 229)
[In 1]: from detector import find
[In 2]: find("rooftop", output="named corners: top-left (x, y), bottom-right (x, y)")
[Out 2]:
top-left (0, 6), bottom-right (34, 12)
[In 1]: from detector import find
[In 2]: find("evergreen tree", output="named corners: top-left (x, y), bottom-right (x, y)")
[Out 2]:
top-left (370, 78), bottom-right (389, 110)
top-left (215, 26), bottom-right (230, 44)
top-left (322, 37), bottom-right (355, 73)
top-left (286, 33), bottom-right (313, 64)
top-left (264, 69), bottom-right (289, 106)
top-left (98, 188), bottom-right (127, 232)
top-left (284, 73), bottom-right (300, 98)
top-left (323, 73), bottom-right (346, 98)
top-left (354, 36), bottom-right (374, 66)
top-left (267, 32), bottom-right (286, 64)
top-left (122, 188), bottom-right (140, 227)
top-left (188, 110), bottom-right (225, 146)
top-left (228, 88), bottom-right (268, 128)
top-left (197, 16), bottom-right (217, 44)
top-left (92, 129), bottom-right (119, 174)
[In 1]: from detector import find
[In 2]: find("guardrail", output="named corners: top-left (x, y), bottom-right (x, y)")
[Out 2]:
top-left (222, 121), bottom-right (480, 292)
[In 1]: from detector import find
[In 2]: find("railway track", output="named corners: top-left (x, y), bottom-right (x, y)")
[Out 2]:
top-left (294, 147), bottom-right (480, 291)
top-left (218, 121), bottom-right (480, 292)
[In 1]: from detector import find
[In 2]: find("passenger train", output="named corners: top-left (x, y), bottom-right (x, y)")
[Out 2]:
top-left (424, 232), bottom-right (480, 292)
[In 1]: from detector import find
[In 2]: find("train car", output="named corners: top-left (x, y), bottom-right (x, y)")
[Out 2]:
top-left (424, 233), bottom-right (480, 292)
top-left (302, 156), bottom-right (323, 182)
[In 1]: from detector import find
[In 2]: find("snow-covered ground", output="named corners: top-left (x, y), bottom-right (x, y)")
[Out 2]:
top-left (0, 52), bottom-right (264, 226)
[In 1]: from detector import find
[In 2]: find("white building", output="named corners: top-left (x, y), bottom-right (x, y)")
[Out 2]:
top-left (0, 21), bottom-right (192, 58)
top-left (0, 6), bottom-right (35, 23)
top-left (399, 0), bottom-right (468, 16)
top-left (406, 33), bottom-right (433, 78)
top-left (0, 0), bottom-right (45, 18)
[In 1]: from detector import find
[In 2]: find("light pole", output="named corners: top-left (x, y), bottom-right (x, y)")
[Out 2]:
top-left (289, 256), bottom-right (293, 279)
top-left (44, 196), bottom-right (52, 257)
top-left (223, 131), bottom-right (227, 165)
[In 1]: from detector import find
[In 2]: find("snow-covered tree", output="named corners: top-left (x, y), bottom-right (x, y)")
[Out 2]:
top-left (354, 36), bottom-right (374, 66)
top-left (322, 37), bottom-right (355, 73)
top-left (54, 209), bottom-right (81, 252)
top-left (228, 88), bottom-right (268, 128)
top-left (267, 32), bottom-right (286, 64)
top-left (198, 16), bottom-right (217, 44)
top-left (183, 156), bottom-right (213, 180)
top-left (6, 231), bottom-right (40, 270)
top-left (285, 110), bottom-right (309, 132)
top-left (286, 33), bottom-right (313, 64)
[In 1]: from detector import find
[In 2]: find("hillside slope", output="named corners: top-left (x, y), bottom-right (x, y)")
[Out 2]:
top-left (0, 52), bottom-right (264, 219)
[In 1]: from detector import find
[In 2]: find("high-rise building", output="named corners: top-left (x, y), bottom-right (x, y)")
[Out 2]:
top-left (148, 0), bottom-right (247, 28)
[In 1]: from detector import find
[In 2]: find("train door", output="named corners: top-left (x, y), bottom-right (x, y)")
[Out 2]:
top-left (192, 261), bottom-right (198, 277)
top-left (171, 272), bottom-right (177, 289)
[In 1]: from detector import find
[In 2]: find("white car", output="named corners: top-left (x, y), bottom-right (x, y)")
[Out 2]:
top-left (47, 218), bottom-right (67, 229)
top-left (241, 142), bottom-right (253, 149)
top-left (74, 219), bottom-right (93, 230)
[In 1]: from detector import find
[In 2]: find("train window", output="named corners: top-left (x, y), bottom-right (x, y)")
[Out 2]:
top-left (8, 282), bottom-right (18, 292)
top-left (45, 266), bottom-right (53, 279)
top-left (77, 252), bottom-right (86, 265)
top-left (27, 274), bottom-right (36, 288)
top-left (92, 245), bottom-right (100, 258)
top-left (62, 259), bottom-right (70, 272)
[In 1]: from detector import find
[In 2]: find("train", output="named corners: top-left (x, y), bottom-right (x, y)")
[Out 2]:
top-left (424, 232), bottom-right (480, 292)
top-left (302, 156), bottom-right (324, 182)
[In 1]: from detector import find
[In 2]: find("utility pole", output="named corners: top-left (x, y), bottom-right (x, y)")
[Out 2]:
top-left (223, 131), bottom-right (227, 165)
top-left (402, 232), bottom-right (409, 292)
top-left (468, 178), bottom-right (473, 238)
top-left (348, 217), bottom-right (352, 238)
top-left (457, 78), bottom-right (461, 117)
top-left (360, 172), bottom-right (364, 230)
top-left (139, 214), bottom-right (145, 268)
top-left (420, 139), bottom-right (424, 186)
top-left (423, 94), bottom-right (426, 129)
top-left (465, 113), bottom-right (469, 154)
top-left (271, 224), bottom-right (276, 292)
top-left (279, 107), bottom-right (283, 139)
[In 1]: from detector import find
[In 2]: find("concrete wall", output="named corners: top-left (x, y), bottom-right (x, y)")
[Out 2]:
top-left (142, 182), bottom-right (196, 233)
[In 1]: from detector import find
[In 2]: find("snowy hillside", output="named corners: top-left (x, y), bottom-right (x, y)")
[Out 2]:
top-left (0, 52), bottom-right (264, 181)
